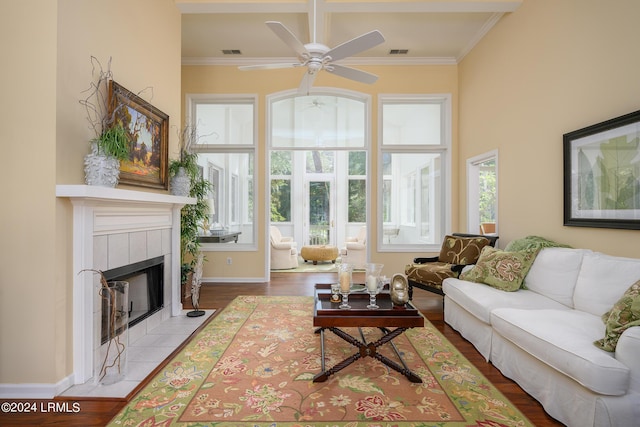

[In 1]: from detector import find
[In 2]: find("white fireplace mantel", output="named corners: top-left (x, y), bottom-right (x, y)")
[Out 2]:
top-left (57, 185), bottom-right (195, 384)
top-left (56, 184), bottom-right (195, 205)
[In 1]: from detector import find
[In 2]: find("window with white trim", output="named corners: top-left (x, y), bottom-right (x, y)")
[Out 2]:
top-left (188, 95), bottom-right (257, 247)
top-left (467, 151), bottom-right (498, 235)
top-left (379, 95), bottom-right (451, 251)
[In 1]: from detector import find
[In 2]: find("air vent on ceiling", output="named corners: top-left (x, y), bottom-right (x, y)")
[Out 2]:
top-left (222, 49), bottom-right (242, 55)
top-left (389, 49), bottom-right (409, 55)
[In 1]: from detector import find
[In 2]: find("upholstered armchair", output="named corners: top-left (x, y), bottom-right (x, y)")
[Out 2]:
top-left (270, 226), bottom-right (298, 270)
top-left (340, 226), bottom-right (367, 269)
top-left (405, 233), bottom-right (498, 299)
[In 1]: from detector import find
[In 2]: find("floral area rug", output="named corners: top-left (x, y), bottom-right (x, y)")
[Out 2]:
top-left (275, 259), bottom-right (339, 273)
top-left (274, 258), bottom-right (365, 273)
top-left (108, 296), bottom-right (532, 426)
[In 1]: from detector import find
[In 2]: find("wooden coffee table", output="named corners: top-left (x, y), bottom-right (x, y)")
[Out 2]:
top-left (313, 284), bottom-right (424, 383)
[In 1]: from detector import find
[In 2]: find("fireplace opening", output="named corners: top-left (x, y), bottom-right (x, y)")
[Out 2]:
top-left (102, 256), bottom-right (164, 343)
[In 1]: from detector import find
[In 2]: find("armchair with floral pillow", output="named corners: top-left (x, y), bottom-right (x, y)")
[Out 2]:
top-left (405, 233), bottom-right (498, 299)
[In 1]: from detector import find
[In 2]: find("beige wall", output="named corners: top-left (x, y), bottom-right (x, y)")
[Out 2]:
top-left (458, 0), bottom-right (640, 258)
top-left (0, 0), bottom-right (181, 386)
top-left (182, 64), bottom-right (459, 278)
top-left (57, 0), bottom-right (182, 186)
top-left (0, 0), bottom-right (58, 384)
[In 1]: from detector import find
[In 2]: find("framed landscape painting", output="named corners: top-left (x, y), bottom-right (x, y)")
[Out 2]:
top-left (109, 81), bottom-right (169, 189)
top-left (563, 109), bottom-right (640, 230)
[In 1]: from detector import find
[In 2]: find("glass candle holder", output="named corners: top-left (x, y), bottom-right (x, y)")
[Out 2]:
top-left (364, 263), bottom-right (384, 309)
top-left (330, 283), bottom-right (341, 303)
top-left (337, 263), bottom-right (353, 309)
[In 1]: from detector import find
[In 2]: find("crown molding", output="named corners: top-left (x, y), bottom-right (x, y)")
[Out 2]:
top-left (457, 12), bottom-right (504, 62)
top-left (182, 56), bottom-right (458, 66)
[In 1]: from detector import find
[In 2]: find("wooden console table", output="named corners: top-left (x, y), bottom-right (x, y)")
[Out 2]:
top-left (198, 231), bottom-right (241, 243)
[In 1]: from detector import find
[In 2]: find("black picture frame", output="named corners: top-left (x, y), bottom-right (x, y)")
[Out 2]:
top-left (563, 109), bottom-right (640, 230)
top-left (109, 81), bottom-right (169, 190)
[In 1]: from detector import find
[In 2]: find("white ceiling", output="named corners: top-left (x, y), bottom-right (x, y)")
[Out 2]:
top-left (178, 0), bottom-right (522, 66)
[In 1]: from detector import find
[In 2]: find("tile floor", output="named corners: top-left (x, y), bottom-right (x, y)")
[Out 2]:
top-left (60, 309), bottom-right (215, 398)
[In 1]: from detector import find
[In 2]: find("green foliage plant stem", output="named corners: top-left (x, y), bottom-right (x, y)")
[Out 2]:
top-left (180, 176), bottom-right (211, 269)
top-left (170, 124), bottom-right (212, 281)
top-left (94, 123), bottom-right (130, 161)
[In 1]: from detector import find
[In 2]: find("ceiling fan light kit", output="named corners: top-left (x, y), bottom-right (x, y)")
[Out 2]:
top-left (238, 1), bottom-right (385, 94)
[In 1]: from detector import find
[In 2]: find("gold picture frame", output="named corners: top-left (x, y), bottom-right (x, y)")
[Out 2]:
top-left (109, 81), bottom-right (169, 189)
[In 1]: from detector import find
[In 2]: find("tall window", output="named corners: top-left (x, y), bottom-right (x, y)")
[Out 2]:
top-left (379, 95), bottom-right (451, 250)
top-left (467, 151), bottom-right (498, 235)
top-left (270, 151), bottom-right (292, 222)
top-left (268, 91), bottom-right (370, 248)
top-left (188, 95), bottom-right (257, 247)
top-left (348, 151), bottom-right (367, 223)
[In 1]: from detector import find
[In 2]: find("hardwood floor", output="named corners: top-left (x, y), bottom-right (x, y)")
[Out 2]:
top-left (0, 272), bottom-right (563, 426)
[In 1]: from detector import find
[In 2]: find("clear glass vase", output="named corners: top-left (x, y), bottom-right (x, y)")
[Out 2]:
top-left (96, 281), bottom-right (129, 385)
top-left (337, 263), bottom-right (353, 309)
top-left (365, 263), bottom-right (384, 309)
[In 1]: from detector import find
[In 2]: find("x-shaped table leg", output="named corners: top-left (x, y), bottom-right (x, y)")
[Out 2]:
top-left (313, 326), bottom-right (421, 383)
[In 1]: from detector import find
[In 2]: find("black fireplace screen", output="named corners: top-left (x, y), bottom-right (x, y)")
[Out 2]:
top-left (102, 256), bottom-right (164, 342)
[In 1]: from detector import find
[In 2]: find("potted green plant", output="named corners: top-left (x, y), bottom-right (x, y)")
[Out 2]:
top-left (81, 56), bottom-right (131, 187)
top-left (169, 125), bottom-right (212, 293)
top-left (169, 124), bottom-right (200, 196)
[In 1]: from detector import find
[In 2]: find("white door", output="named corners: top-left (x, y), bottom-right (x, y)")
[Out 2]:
top-left (304, 177), bottom-right (335, 246)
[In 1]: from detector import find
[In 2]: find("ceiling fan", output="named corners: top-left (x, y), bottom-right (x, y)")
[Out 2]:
top-left (238, 1), bottom-right (385, 94)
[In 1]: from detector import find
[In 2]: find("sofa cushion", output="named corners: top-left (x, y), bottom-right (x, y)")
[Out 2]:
top-left (442, 278), bottom-right (569, 324)
top-left (491, 308), bottom-right (630, 396)
top-left (459, 246), bottom-right (538, 291)
top-left (573, 252), bottom-right (640, 316)
top-left (438, 235), bottom-right (490, 265)
top-left (524, 247), bottom-right (590, 307)
top-left (594, 280), bottom-right (640, 352)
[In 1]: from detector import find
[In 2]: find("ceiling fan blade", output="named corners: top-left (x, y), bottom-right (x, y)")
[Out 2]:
top-left (298, 71), bottom-right (318, 95)
top-left (325, 30), bottom-right (385, 62)
top-left (326, 64), bottom-right (379, 84)
top-left (266, 21), bottom-right (308, 59)
top-left (239, 63), bottom-right (300, 71)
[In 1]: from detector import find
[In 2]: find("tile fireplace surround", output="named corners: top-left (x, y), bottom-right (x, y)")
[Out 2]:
top-left (56, 185), bottom-right (195, 390)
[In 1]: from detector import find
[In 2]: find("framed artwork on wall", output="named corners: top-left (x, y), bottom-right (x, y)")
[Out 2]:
top-left (563, 109), bottom-right (640, 230)
top-left (109, 81), bottom-right (169, 189)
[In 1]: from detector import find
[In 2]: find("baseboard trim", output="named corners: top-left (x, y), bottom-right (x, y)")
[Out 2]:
top-left (0, 375), bottom-right (74, 399)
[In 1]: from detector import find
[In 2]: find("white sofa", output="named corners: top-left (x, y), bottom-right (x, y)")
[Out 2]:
top-left (442, 247), bottom-right (640, 427)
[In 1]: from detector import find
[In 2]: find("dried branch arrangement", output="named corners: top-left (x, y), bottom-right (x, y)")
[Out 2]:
top-left (80, 269), bottom-right (127, 383)
top-left (79, 56), bottom-right (119, 141)
top-left (78, 56), bottom-right (153, 160)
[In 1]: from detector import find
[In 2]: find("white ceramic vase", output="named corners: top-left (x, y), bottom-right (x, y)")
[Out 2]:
top-left (171, 167), bottom-right (191, 196)
top-left (84, 143), bottom-right (120, 187)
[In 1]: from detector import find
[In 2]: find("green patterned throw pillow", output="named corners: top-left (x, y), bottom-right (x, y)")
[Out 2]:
top-left (460, 246), bottom-right (538, 291)
top-left (594, 280), bottom-right (640, 352)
